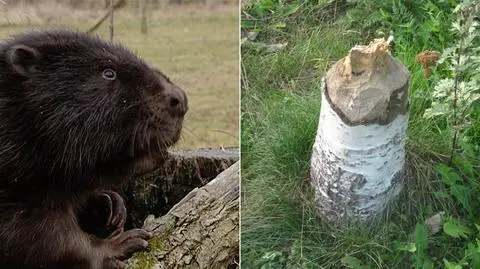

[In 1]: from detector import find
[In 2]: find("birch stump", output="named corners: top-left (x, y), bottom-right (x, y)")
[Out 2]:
top-left (310, 39), bottom-right (410, 222)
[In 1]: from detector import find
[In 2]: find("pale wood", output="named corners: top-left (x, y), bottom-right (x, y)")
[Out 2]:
top-left (126, 161), bottom-right (239, 269)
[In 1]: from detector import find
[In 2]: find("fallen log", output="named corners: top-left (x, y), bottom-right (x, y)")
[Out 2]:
top-left (126, 161), bottom-right (240, 269)
top-left (123, 148), bottom-right (239, 228)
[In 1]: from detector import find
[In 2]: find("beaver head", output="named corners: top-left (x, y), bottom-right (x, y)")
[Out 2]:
top-left (0, 30), bottom-right (187, 188)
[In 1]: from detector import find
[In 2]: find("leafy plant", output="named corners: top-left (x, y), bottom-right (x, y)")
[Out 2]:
top-left (423, 1), bottom-right (480, 161)
top-left (443, 218), bottom-right (472, 239)
top-left (398, 156), bottom-right (479, 268)
top-left (433, 160), bottom-right (479, 216)
top-left (430, 156), bottom-right (480, 268)
top-left (242, 0), bottom-right (303, 36)
top-left (441, 218), bottom-right (480, 268)
top-left (395, 223), bottom-right (434, 269)
top-left (346, 0), bottom-right (455, 49)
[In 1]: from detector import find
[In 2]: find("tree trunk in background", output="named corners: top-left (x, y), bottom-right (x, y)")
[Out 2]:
top-left (109, 0), bottom-right (114, 42)
top-left (310, 39), bottom-right (410, 223)
top-left (126, 162), bottom-right (239, 269)
top-left (141, 0), bottom-right (148, 34)
top-left (87, 0), bottom-right (126, 34)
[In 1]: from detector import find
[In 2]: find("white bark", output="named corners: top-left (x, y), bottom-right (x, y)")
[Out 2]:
top-left (310, 39), bottom-right (410, 222)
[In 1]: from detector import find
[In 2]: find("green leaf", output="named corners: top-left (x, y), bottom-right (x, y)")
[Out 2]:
top-left (443, 259), bottom-right (462, 269)
top-left (260, 251), bottom-right (286, 269)
top-left (438, 47), bottom-right (455, 64)
top-left (415, 224), bottom-right (429, 267)
top-left (241, 20), bottom-right (256, 29)
top-left (341, 256), bottom-right (364, 269)
top-left (424, 103), bottom-right (448, 119)
top-left (450, 184), bottom-right (472, 214)
top-left (466, 242), bottom-right (480, 269)
top-left (283, 4), bottom-right (301, 16)
top-left (415, 224), bottom-right (429, 252)
top-left (433, 78), bottom-right (455, 98)
top-left (395, 241), bottom-right (416, 252)
top-left (443, 219), bottom-right (471, 239)
top-left (261, 251), bottom-right (283, 260)
top-left (433, 164), bottom-right (463, 186)
top-left (422, 260), bottom-right (434, 269)
top-left (453, 156), bottom-right (474, 177)
top-left (433, 191), bottom-right (450, 199)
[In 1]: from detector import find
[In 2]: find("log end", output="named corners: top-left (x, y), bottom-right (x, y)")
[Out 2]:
top-left (325, 39), bottom-right (410, 125)
top-left (342, 39), bottom-right (391, 76)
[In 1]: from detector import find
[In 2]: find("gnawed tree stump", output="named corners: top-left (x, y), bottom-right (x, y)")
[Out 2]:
top-left (126, 161), bottom-right (239, 269)
top-left (124, 148), bottom-right (239, 228)
top-left (310, 39), bottom-right (410, 222)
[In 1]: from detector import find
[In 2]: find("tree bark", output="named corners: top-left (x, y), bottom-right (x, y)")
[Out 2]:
top-left (141, 0), bottom-right (148, 34)
top-left (86, 0), bottom-right (126, 34)
top-left (109, 0), bottom-right (114, 42)
top-left (126, 161), bottom-right (239, 269)
top-left (310, 39), bottom-right (410, 223)
top-left (123, 148), bottom-right (239, 228)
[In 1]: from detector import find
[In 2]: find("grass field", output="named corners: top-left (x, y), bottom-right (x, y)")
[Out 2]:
top-left (0, 4), bottom-right (239, 149)
top-left (241, 1), bottom-right (480, 268)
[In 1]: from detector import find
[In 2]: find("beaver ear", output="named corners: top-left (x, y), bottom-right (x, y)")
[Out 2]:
top-left (7, 45), bottom-right (40, 76)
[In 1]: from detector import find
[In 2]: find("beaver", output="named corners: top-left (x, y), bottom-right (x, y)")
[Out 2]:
top-left (0, 29), bottom-right (188, 269)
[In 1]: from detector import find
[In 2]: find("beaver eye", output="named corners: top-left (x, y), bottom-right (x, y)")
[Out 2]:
top-left (102, 69), bottom-right (116, 80)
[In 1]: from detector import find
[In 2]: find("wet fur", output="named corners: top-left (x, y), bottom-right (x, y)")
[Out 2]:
top-left (0, 30), bottom-right (187, 268)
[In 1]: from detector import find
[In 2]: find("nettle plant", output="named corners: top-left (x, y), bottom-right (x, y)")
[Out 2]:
top-left (423, 1), bottom-right (480, 158)
top-left (412, 2), bottom-right (480, 268)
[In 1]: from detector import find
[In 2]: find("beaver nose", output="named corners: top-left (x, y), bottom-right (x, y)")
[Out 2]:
top-left (166, 86), bottom-right (188, 117)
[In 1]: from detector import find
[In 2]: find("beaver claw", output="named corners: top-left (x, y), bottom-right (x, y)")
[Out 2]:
top-left (99, 190), bottom-right (127, 232)
top-left (79, 190), bottom-right (127, 238)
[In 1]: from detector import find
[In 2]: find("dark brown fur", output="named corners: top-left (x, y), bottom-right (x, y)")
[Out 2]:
top-left (0, 30), bottom-right (187, 269)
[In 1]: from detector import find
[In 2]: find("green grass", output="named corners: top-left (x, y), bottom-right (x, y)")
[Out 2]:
top-left (241, 2), bottom-right (480, 268)
top-left (0, 5), bottom-right (239, 149)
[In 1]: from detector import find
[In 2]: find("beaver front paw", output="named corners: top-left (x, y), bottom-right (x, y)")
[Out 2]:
top-left (102, 228), bottom-right (153, 268)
